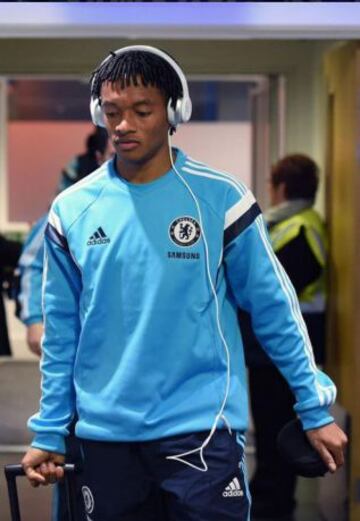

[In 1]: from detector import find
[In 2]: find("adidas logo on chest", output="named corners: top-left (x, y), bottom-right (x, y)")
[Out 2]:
top-left (87, 227), bottom-right (110, 246)
top-left (222, 477), bottom-right (244, 497)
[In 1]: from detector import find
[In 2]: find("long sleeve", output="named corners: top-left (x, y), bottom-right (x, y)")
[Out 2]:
top-left (224, 189), bottom-right (336, 430)
top-left (28, 207), bottom-right (82, 454)
top-left (17, 215), bottom-right (47, 325)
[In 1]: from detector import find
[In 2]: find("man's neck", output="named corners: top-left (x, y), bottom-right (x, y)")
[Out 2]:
top-left (116, 147), bottom-right (175, 184)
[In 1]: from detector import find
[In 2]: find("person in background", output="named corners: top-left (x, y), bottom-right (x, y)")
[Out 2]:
top-left (16, 126), bottom-right (109, 357)
top-left (57, 127), bottom-right (109, 192)
top-left (0, 235), bottom-right (22, 356)
top-left (16, 126), bottom-right (108, 521)
top-left (239, 154), bottom-right (327, 521)
top-left (15, 215), bottom-right (47, 357)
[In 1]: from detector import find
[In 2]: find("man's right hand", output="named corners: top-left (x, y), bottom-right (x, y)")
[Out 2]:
top-left (22, 447), bottom-right (65, 487)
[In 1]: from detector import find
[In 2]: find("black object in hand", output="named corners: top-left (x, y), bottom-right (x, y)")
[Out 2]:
top-left (277, 419), bottom-right (329, 478)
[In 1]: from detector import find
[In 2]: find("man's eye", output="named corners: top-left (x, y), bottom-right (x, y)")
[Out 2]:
top-left (105, 112), bottom-right (117, 118)
top-left (137, 111), bottom-right (151, 117)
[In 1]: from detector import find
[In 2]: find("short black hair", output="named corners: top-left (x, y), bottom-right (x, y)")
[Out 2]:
top-left (90, 49), bottom-right (183, 111)
top-left (270, 154), bottom-right (319, 201)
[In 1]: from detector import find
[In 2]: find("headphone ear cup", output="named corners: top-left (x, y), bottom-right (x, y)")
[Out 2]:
top-left (167, 98), bottom-right (186, 129)
top-left (167, 98), bottom-right (177, 128)
top-left (90, 98), bottom-right (106, 128)
top-left (181, 97), bottom-right (192, 124)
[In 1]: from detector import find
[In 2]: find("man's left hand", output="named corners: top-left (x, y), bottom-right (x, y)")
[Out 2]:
top-left (306, 422), bottom-right (348, 473)
top-left (27, 322), bottom-right (43, 357)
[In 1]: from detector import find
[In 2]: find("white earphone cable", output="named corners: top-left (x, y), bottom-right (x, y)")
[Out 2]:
top-left (166, 132), bottom-right (232, 472)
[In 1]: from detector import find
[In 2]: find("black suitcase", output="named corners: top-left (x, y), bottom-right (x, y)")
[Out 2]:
top-left (4, 464), bottom-right (77, 521)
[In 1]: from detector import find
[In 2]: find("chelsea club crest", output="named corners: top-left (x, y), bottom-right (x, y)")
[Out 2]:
top-left (169, 217), bottom-right (201, 247)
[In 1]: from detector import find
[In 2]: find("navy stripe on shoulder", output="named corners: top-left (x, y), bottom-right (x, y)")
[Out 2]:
top-left (224, 203), bottom-right (261, 247)
top-left (45, 223), bottom-right (69, 252)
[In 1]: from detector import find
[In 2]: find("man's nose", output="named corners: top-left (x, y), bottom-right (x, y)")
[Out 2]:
top-left (115, 115), bottom-right (134, 134)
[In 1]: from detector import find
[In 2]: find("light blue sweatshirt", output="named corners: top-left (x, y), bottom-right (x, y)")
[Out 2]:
top-left (17, 214), bottom-right (47, 325)
top-left (29, 149), bottom-right (336, 455)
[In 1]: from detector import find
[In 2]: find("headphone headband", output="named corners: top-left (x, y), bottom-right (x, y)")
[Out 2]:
top-left (90, 44), bottom-right (192, 129)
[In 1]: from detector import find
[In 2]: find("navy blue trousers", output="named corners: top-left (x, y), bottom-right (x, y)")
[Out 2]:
top-left (76, 430), bottom-right (251, 521)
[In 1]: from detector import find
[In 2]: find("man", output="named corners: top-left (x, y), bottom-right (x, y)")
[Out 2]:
top-left (16, 127), bottom-right (108, 357)
top-left (240, 154), bottom-right (328, 520)
top-left (22, 46), bottom-right (347, 521)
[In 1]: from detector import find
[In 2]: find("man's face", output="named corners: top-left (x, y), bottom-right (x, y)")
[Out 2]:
top-left (100, 79), bottom-right (169, 166)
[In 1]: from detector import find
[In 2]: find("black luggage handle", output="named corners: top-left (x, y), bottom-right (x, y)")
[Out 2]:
top-left (4, 464), bottom-right (77, 521)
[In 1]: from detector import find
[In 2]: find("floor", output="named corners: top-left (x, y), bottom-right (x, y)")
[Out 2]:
top-left (0, 298), bottom-right (347, 520)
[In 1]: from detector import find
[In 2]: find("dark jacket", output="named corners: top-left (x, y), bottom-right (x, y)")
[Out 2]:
top-left (0, 235), bottom-right (22, 355)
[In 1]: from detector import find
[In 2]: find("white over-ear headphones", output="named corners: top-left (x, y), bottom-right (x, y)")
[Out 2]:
top-left (90, 45), bottom-right (192, 130)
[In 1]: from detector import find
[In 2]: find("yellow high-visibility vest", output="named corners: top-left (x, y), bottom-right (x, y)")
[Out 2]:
top-left (269, 208), bottom-right (327, 312)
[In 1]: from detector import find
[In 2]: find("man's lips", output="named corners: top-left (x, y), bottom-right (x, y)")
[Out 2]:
top-left (113, 138), bottom-right (140, 151)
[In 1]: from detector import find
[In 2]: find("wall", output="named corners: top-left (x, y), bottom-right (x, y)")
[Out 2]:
top-left (324, 41), bottom-right (360, 521)
top-left (8, 121), bottom-right (94, 223)
top-left (0, 38), bottom-right (338, 216)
